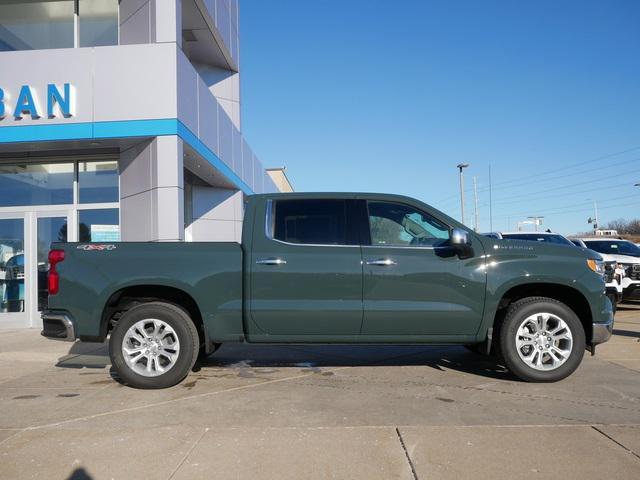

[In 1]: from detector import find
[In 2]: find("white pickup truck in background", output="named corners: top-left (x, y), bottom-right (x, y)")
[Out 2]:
top-left (571, 238), bottom-right (640, 303)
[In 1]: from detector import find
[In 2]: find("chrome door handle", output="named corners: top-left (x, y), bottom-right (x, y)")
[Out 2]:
top-left (366, 258), bottom-right (397, 266)
top-left (256, 257), bottom-right (287, 265)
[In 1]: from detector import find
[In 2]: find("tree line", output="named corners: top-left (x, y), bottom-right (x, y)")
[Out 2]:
top-left (606, 218), bottom-right (640, 235)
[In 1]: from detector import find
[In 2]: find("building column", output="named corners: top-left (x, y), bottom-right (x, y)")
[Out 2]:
top-left (119, 136), bottom-right (185, 242)
top-left (119, 0), bottom-right (182, 47)
top-left (186, 187), bottom-right (243, 242)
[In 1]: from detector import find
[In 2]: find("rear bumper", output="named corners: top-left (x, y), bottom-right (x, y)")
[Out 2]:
top-left (41, 310), bottom-right (76, 342)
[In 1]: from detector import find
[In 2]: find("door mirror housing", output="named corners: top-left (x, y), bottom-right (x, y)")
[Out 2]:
top-left (450, 228), bottom-right (474, 258)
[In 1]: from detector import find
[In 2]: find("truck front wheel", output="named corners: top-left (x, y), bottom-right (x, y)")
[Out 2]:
top-left (109, 302), bottom-right (199, 389)
top-left (499, 297), bottom-right (585, 382)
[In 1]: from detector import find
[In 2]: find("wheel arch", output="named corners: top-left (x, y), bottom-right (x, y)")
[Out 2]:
top-left (100, 285), bottom-right (206, 349)
top-left (493, 283), bottom-right (593, 343)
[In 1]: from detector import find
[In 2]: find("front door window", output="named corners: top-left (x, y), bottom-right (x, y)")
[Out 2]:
top-left (368, 202), bottom-right (450, 247)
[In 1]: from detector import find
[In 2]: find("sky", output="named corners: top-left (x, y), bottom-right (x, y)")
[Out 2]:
top-left (239, 0), bottom-right (640, 235)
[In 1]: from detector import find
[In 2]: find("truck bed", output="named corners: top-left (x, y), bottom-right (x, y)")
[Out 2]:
top-left (47, 242), bottom-right (244, 342)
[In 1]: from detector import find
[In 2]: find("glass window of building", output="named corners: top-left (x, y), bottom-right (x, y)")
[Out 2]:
top-left (0, 163), bottom-right (74, 207)
top-left (79, 0), bottom-right (118, 47)
top-left (79, 208), bottom-right (119, 242)
top-left (37, 216), bottom-right (67, 311)
top-left (0, 219), bottom-right (25, 314)
top-left (0, 1), bottom-right (75, 51)
top-left (78, 160), bottom-right (119, 203)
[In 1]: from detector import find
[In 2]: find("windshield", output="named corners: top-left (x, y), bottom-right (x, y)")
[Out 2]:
top-left (501, 233), bottom-right (574, 246)
top-left (582, 240), bottom-right (640, 257)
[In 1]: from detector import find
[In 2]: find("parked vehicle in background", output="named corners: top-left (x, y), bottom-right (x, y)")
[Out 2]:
top-left (480, 232), bottom-right (623, 312)
top-left (595, 229), bottom-right (619, 237)
top-left (571, 238), bottom-right (640, 302)
top-left (41, 194), bottom-right (613, 388)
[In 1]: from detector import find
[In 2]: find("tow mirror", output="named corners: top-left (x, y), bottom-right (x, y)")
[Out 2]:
top-left (450, 228), bottom-right (474, 258)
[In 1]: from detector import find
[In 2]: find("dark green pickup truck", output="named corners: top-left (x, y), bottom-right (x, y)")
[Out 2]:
top-left (42, 193), bottom-right (613, 388)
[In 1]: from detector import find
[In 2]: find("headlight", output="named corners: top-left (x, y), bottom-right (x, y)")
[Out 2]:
top-left (587, 258), bottom-right (605, 275)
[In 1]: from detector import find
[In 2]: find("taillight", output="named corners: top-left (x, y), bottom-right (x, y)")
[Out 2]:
top-left (48, 249), bottom-right (65, 295)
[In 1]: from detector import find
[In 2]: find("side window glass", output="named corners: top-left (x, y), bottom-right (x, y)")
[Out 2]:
top-left (272, 199), bottom-right (348, 245)
top-left (368, 202), bottom-right (450, 247)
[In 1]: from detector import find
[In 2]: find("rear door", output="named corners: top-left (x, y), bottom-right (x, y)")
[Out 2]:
top-left (360, 200), bottom-right (486, 337)
top-left (248, 198), bottom-right (363, 339)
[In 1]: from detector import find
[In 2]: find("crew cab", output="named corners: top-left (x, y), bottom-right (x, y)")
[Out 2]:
top-left (41, 193), bottom-right (613, 388)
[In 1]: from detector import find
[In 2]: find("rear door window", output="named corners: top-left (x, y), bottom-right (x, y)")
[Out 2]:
top-left (272, 199), bottom-right (352, 245)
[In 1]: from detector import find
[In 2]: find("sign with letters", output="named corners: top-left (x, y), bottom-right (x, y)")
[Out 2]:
top-left (90, 225), bottom-right (120, 242)
top-left (0, 83), bottom-right (75, 120)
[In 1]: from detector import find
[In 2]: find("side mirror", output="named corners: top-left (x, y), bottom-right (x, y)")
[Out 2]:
top-left (450, 228), bottom-right (474, 258)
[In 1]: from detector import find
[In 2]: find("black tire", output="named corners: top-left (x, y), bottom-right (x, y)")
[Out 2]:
top-left (499, 296), bottom-right (585, 382)
top-left (109, 302), bottom-right (199, 389)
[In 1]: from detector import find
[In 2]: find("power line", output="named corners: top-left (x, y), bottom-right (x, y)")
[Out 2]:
top-left (473, 155), bottom-right (640, 196)
top-left (436, 145), bottom-right (640, 205)
top-left (487, 193), bottom-right (640, 220)
top-left (483, 145), bottom-right (640, 190)
top-left (475, 174), bottom-right (640, 208)
top-left (438, 155), bottom-right (640, 207)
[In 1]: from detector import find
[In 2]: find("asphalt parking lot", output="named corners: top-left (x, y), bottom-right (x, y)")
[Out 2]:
top-left (1, 303), bottom-right (639, 480)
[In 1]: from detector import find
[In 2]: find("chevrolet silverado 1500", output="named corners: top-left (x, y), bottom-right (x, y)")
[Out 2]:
top-left (42, 193), bottom-right (614, 388)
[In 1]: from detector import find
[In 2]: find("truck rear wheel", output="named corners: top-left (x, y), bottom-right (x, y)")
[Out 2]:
top-left (109, 302), bottom-right (199, 389)
top-left (499, 297), bottom-right (585, 382)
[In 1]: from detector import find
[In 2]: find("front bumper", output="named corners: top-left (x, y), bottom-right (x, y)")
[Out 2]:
top-left (605, 286), bottom-right (621, 303)
top-left (41, 310), bottom-right (76, 342)
top-left (592, 320), bottom-right (613, 345)
top-left (622, 281), bottom-right (640, 300)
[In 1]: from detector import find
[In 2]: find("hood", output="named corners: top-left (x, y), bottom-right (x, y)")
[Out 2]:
top-left (595, 253), bottom-right (640, 264)
top-left (480, 237), bottom-right (594, 260)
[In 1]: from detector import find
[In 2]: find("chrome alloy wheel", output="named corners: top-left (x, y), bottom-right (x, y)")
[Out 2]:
top-left (515, 313), bottom-right (573, 371)
top-left (122, 319), bottom-right (180, 377)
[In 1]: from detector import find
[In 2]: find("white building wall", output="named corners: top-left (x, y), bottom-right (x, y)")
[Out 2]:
top-left (120, 136), bottom-right (185, 241)
top-left (0, 0), bottom-right (280, 244)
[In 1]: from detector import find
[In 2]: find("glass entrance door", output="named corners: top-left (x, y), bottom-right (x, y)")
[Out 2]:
top-left (36, 216), bottom-right (68, 312)
top-left (0, 213), bottom-right (70, 328)
top-left (0, 216), bottom-right (26, 327)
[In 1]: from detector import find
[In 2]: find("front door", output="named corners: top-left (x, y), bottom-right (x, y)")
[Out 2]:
top-left (248, 198), bottom-right (363, 339)
top-left (360, 200), bottom-right (486, 337)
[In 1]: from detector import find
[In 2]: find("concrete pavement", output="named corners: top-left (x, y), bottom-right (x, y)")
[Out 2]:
top-left (1, 302), bottom-right (639, 479)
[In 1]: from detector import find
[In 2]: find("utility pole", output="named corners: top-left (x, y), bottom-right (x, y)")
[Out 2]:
top-left (473, 176), bottom-right (479, 232)
top-left (593, 201), bottom-right (599, 231)
top-left (488, 164), bottom-right (493, 231)
top-left (456, 163), bottom-right (469, 225)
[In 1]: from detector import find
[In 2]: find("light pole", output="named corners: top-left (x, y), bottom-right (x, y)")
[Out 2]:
top-left (456, 163), bottom-right (469, 225)
top-left (473, 176), bottom-right (479, 232)
top-left (587, 199), bottom-right (599, 232)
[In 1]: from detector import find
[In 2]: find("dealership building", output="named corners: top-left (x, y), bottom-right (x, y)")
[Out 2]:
top-left (0, 0), bottom-right (292, 329)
